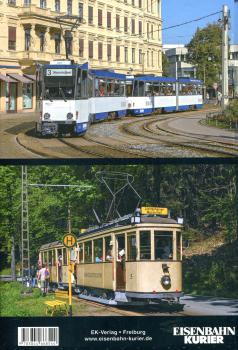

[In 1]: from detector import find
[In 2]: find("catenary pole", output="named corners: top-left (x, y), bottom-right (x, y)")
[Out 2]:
top-left (222, 4), bottom-right (229, 110)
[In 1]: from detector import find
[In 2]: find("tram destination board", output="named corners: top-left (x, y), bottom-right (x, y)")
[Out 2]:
top-left (141, 207), bottom-right (168, 215)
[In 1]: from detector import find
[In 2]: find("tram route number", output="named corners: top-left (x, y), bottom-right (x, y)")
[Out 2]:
top-left (62, 233), bottom-right (77, 248)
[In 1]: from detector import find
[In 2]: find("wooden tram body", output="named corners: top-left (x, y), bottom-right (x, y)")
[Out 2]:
top-left (39, 213), bottom-right (183, 305)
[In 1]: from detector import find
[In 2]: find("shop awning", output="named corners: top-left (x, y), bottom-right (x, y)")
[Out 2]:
top-left (0, 73), bottom-right (17, 83)
top-left (23, 74), bottom-right (36, 81)
top-left (8, 73), bottom-right (34, 83)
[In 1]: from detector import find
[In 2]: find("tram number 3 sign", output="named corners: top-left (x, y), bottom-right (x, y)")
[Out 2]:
top-left (62, 234), bottom-right (77, 248)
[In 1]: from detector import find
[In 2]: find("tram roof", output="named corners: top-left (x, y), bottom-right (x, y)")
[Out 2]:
top-left (178, 78), bottom-right (203, 84)
top-left (39, 215), bottom-right (180, 250)
top-left (90, 70), bottom-right (126, 80)
top-left (134, 76), bottom-right (177, 83)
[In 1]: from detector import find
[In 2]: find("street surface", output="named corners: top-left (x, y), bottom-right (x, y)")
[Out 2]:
top-left (0, 109), bottom-right (238, 158)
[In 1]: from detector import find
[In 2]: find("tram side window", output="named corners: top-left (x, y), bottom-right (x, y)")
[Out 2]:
top-left (126, 82), bottom-right (133, 97)
top-left (43, 251), bottom-right (48, 264)
top-left (94, 238), bottom-right (103, 262)
top-left (81, 70), bottom-right (88, 98)
top-left (57, 248), bottom-right (62, 266)
top-left (84, 241), bottom-right (92, 263)
top-left (52, 250), bottom-right (56, 266)
top-left (177, 232), bottom-right (181, 260)
top-left (127, 233), bottom-right (137, 261)
top-left (138, 81), bottom-right (144, 96)
top-left (140, 231), bottom-right (151, 260)
top-left (78, 243), bottom-right (83, 262)
top-left (88, 76), bottom-right (93, 97)
top-left (145, 82), bottom-right (152, 96)
top-left (105, 236), bottom-right (113, 261)
top-left (154, 231), bottom-right (173, 260)
top-left (95, 78), bottom-right (106, 97)
top-left (197, 85), bottom-right (203, 95)
top-left (119, 81), bottom-right (125, 96)
top-left (48, 250), bottom-right (52, 266)
top-left (153, 83), bottom-right (160, 96)
top-left (63, 248), bottom-right (67, 266)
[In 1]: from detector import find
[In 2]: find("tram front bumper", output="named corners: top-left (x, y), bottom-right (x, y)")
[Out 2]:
top-left (125, 291), bottom-right (184, 300)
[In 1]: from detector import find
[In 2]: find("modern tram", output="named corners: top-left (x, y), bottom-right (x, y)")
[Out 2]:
top-left (35, 60), bottom-right (203, 137)
top-left (39, 207), bottom-right (183, 305)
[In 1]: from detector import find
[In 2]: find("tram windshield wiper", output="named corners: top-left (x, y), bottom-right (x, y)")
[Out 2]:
top-left (45, 90), bottom-right (53, 102)
top-left (59, 87), bottom-right (67, 102)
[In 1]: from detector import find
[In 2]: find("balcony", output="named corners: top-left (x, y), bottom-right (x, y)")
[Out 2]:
top-left (19, 4), bottom-right (66, 21)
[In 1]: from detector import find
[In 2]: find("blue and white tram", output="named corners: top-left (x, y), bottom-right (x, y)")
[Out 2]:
top-left (36, 61), bottom-right (89, 136)
top-left (126, 76), bottom-right (203, 116)
top-left (89, 70), bottom-right (127, 122)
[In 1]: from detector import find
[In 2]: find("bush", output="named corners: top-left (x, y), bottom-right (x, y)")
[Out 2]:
top-left (224, 99), bottom-right (238, 125)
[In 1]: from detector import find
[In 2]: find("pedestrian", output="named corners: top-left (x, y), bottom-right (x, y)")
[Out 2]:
top-left (206, 92), bottom-right (209, 103)
top-left (38, 264), bottom-right (47, 296)
top-left (30, 265), bottom-right (37, 288)
top-left (45, 265), bottom-right (50, 294)
top-left (217, 91), bottom-right (222, 106)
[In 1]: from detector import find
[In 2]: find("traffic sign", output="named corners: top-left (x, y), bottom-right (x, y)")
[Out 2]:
top-left (62, 233), bottom-right (77, 248)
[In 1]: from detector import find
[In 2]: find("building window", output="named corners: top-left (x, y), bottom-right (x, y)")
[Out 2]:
top-left (147, 23), bottom-right (149, 39)
top-left (98, 9), bottom-right (102, 27)
top-left (24, 0), bottom-right (31, 5)
top-left (132, 0), bottom-right (135, 5)
top-left (40, 0), bottom-right (46, 9)
top-left (78, 3), bottom-right (83, 21)
top-left (25, 28), bottom-right (31, 51)
top-left (55, 0), bottom-right (60, 12)
top-left (8, 0), bottom-right (16, 5)
top-left (23, 84), bottom-right (33, 109)
top-left (98, 42), bottom-right (103, 60)
top-left (8, 27), bottom-right (16, 51)
top-left (79, 38), bottom-right (84, 57)
top-left (139, 49), bottom-right (142, 64)
top-left (55, 33), bottom-right (61, 54)
top-left (138, 0), bottom-right (142, 8)
top-left (124, 17), bottom-right (128, 33)
top-left (116, 14), bottom-right (120, 31)
top-left (116, 45), bottom-right (120, 62)
top-left (132, 48), bottom-right (135, 63)
top-left (131, 19), bottom-right (135, 34)
top-left (124, 47), bottom-right (128, 63)
top-left (89, 40), bottom-right (93, 58)
top-left (138, 21), bottom-right (142, 36)
top-left (39, 32), bottom-right (45, 52)
top-left (107, 12), bottom-right (111, 29)
top-left (107, 43), bottom-right (111, 61)
top-left (88, 6), bottom-right (93, 24)
top-left (147, 51), bottom-right (150, 66)
top-left (151, 51), bottom-right (154, 66)
top-left (65, 30), bottom-right (73, 55)
top-left (151, 24), bottom-right (154, 39)
top-left (67, 0), bottom-right (72, 15)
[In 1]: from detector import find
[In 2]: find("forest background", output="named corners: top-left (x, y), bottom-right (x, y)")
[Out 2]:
top-left (0, 164), bottom-right (237, 297)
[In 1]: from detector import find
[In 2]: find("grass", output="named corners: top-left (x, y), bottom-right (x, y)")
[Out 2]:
top-left (0, 267), bottom-right (11, 275)
top-left (0, 282), bottom-right (85, 317)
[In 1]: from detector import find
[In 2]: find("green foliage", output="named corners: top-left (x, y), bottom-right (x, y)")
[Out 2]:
top-left (224, 99), bottom-right (238, 123)
top-left (187, 23), bottom-right (222, 87)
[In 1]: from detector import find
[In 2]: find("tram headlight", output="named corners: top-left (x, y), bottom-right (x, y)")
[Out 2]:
top-left (67, 112), bottom-right (73, 120)
top-left (44, 113), bottom-right (50, 120)
top-left (161, 275), bottom-right (171, 289)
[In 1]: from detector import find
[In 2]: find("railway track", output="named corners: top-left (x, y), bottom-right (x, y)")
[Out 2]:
top-left (120, 113), bottom-right (238, 157)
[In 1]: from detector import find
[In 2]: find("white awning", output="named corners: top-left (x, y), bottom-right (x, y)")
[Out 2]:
top-left (8, 73), bottom-right (34, 83)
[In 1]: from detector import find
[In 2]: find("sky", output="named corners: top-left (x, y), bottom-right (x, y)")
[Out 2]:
top-left (162, 0), bottom-right (237, 45)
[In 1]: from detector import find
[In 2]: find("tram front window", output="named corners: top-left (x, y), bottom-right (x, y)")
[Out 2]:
top-left (154, 231), bottom-right (173, 260)
top-left (140, 231), bottom-right (151, 260)
top-left (44, 72), bottom-right (76, 100)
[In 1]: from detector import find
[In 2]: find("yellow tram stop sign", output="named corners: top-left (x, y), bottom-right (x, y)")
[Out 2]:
top-left (62, 233), bottom-right (77, 248)
top-left (141, 207), bottom-right (168, 216)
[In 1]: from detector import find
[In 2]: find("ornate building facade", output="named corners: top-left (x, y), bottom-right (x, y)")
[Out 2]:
top-left (0, 0), bottom-right (162, 112)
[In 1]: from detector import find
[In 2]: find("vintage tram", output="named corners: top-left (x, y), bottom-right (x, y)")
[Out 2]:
top-left (39, 207), bottom-right (183, 305)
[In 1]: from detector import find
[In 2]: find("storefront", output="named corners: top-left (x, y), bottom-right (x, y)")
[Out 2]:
top-left (0, 72), bottom-right (36, 113)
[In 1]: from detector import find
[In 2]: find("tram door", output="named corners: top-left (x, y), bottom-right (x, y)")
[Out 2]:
top-left (115, 234), bottom-right (126, 290)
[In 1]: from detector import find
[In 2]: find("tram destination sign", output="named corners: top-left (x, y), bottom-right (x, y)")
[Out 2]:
top-left (62, 233), bottom-right (77, 248)
top-left (46, 69), bottom-right (72, 77)
top-left (141, 207), bottom-right (168, 215)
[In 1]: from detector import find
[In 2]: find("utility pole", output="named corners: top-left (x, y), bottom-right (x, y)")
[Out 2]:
top-left (222, 4), bottom-right (229, 110)
top-left (21, 166), bottom-right (30, 282)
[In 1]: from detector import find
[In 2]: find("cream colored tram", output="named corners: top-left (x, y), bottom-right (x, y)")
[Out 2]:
top-left (39, 210), bottom-right (183, 305)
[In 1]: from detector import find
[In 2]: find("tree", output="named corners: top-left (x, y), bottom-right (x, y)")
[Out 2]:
top-left (187, 23), bottom-right (222, 88)
top-left (162, 52), bottom-right (170, 77)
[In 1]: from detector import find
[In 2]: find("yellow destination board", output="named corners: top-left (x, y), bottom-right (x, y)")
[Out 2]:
top-left (141, 207), bottom-right (168, 215)
top-left (62, 233), bottom-right (77, 248)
